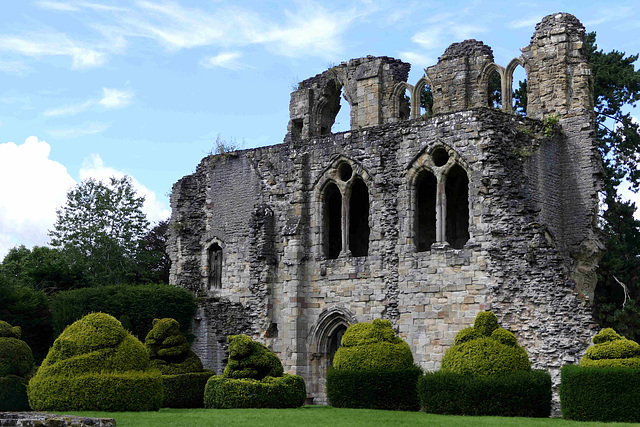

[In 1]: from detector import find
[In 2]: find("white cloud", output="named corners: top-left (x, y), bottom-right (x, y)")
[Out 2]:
top-left (99, 88), bottom-right (133, 109)
top-left (79, 154), bottom-right (170, 223)
top-left (0, 60), bottom-right (30, 76)
top-left (47, 122), bottom-right (109, 138)
top-left (36, 0), bottom-right (129, 12)
top-left (0, 136), bottom-right (76, 258)
top-left (0, 32), bottom-right (108, 69)
top-left (411, 28), bottom-right (444, 50)
top-left (35, 1), bottom-right (81, 11)
top-left (200, 51), bottom-right (246, 70)
top-left (508, 16), bottom-right (541, 29)
top-left (398, 51), bottom-right (435, 68)
top-left (452, 24), bottom-right (488, 40)
top-left (584, 6), bottom-right (633, 26)
top-left (43, 100), bottom-right (95, 117)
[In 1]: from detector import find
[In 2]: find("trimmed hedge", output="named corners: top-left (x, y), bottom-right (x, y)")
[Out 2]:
top-left (560, 364), bottom-right (640, 422)
top-left (51, 284), bottom-right (196, 340)
top-left (580, 328), bottom-right (640, 368)
top-left (326, 366), bottom-right (422, 411)
top-left (162, 370), bottom-right (215, 408)
top-left (28, 312), bottom-right (162, 411)
top-left (418, 370), bottom-right (551, 417)
top-left (0, 320), bottom-right (34, 411)
top-left (146, 318), bottom-right (204, 375)
top-left (224, 334), bottom-right (284, 380)
top-left (204, 374), bottom-right (306, 409)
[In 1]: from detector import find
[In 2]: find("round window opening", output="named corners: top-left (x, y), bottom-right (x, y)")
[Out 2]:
top-left (338, 163), bottom-right (353, 181)
top-left (432, 148), bottom-right (450, 167)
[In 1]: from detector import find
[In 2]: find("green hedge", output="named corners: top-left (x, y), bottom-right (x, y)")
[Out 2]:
top-left (28, 371), bottom-right (163, 411)
top-left (560, 364), bottom-right (640, 422)
top-left (0, 375), bottom-right (30, 411)
top-left (51, 284), bottom-right (196, 339)
top-left (204, 374), bottom-right (306, 409)
top-left (326, 366), bottom-right (422, 411)
top-left (162, 370), bottom-right (215, 408)
top-left (418, 370), bottom-right (551, 417)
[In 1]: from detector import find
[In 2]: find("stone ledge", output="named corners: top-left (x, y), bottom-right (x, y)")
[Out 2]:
top-left (0, 412), bottom-right (115, 427)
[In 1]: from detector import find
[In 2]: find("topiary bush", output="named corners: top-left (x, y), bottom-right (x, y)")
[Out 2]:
top-left (326, 319), bottom-right (421, 411)
top-left (579, 327), bottom-right (640, 368)
top-left (419, 311), bottom-right (550, 417)
top-left (0, 320), bottom-right (34, 411)
top-left (145, 318), bottom-right (214, 407)
top-left (28, 312), bottom-right (162, 411)
top-left (441, 311), bottom-right (530, 376)
top-left (560, 328), bottom-right (640, 422)
top-left (204, 334), bottom-right (305, 409)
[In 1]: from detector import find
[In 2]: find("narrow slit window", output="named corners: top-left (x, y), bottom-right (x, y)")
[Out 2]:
top-left (349, 178), bottom-right (370, 257)
top-left (445, 164), bottom-right (470, 249)
top-left (208, 243), bottom-right (223, 289)
top-left (415, 170), bottom-right (437, 252)
top-left (324, 183), bottom-right (342, 259)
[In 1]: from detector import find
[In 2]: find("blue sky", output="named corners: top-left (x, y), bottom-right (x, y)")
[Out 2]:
top-left (1, 0), bottom-right (639, 257)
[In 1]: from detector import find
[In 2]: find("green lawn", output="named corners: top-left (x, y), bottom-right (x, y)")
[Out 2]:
top-left (65, 406), bottom-right (637, 427)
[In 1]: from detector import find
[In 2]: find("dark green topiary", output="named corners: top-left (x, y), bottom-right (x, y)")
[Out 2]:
top-left (580, 328), bottom-right (640, 368)
top-left (145, 318), bottom-right (214, 407)
top-left (333, 319), bottom-right (414, 370)
top-left (223, 334), bottom-right (284, 380)
top-left (0, 320), bottom-right (34, 410)
top-left (441, 311), bottom-right (530, 376)
top-left (28, 312), bottom-right (162, 411)
top-left (204, 335), bottom-right (305, 409)
top-left (327, 319), bottom-right (420, 411)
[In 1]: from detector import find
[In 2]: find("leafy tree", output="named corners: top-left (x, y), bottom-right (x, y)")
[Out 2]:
top-left (134, 220), bottom-right (171, 284)
top-left (49, 176), bottom-right (149, 286)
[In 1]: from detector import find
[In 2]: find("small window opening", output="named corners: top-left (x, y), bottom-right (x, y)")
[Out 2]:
top-left (328, 324), bottom-right (347, 366)
top-left (420, 84), bottom-right (433, 117)
top-left (432, 148), bottom-right (449, 167)
top-left (208, 243), bottom-right (222, 289)
top-left (415, 171), bottom-right (437, 252)
top-left (324, 183), bottom-right (342, 259)
top-left (445, 164), bottom-right (470, 249)
top-left (512, 66), bottom-right (527, 116)
top-left (332, 89), bottom-right (351, 133)
top-left (399, 87), bottom-right (411, 120)
top-left (338, 163), bottom-right (352, 182)
top-left (292, 119), bottom-right (303, 140)
top-left (488, 69), bottom-right (502, 109)
top-left (349, 179), bottom-right (370, 257)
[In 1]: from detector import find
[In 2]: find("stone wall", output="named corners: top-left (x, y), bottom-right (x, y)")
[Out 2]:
top-left (167, 13), bottom-right (603, 407)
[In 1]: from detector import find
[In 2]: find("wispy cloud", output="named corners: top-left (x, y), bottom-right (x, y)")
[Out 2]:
top-left (398, 51), bottom-right (435, 68)
top-left (0, 31), bottom-right (107, 69)
top-left (47, 122), bottom-right (109, 138)
top-left (43, 87), bottom-right (133, 117)
top-left (0, 60), bottom-right (30, 76)
top-left (36, 0), bottom-right (129, 12)
top-left (200, 51), bottom-right (246, 70)
top-left (508, 16), bottom-right (541, 29)
top-left (584, 6), bottom-right (633, 26)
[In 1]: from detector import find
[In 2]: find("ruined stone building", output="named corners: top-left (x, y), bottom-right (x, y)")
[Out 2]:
top-left (168, 13), bottom-right (603, 403)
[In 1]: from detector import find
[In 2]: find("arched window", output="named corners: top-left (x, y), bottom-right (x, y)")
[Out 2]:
top-left (208, 243), bottom-right (222, 289)
top-left (445, 164), bottom-right (470, 249)
top-left (413, 149), bottom-right (470, 251)
top-left (327, 324), bottom-right (347, 366)
top-left (324, 183), bottom-right (342, 259)
top-left (349, 178), bottom-right (370, 257)
top-left (415, 170), bottom-right (437, 252)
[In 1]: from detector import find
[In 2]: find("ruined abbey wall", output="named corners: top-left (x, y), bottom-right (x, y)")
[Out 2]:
top-left (167, 13), bottom-right (603, 405)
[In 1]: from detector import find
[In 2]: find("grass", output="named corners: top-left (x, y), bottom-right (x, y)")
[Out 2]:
top-left (64, 406), bottom-right (636, 427)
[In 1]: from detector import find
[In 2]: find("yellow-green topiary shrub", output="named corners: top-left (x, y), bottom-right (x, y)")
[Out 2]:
top-left (441, 311), bottom-right (530, 376)
top-left (579, 328), bottom-right (640, 368)
top-left (327, 319), bottom-right (422, 411)
top-left (28, 312), bottom-right (162, 411)
top-left (0, 320), bottom-right (34, 410)
top-left (204, 334), bottom-right (305, 408)
top-left (333, 319), bottom-right (414, 370)
top-left (145, 318), bottom-right (214, 407)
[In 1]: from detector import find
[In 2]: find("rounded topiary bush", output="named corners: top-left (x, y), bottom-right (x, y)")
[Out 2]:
top-left (0, 320), bottom-right (34, 411)
top-left (327, 319), bottom-right (421, 411)
top-left (441, 311), bottom-right (530, 376)
top-left (580, 328), bottom-right (640, 368)
top-left (145, 318), bottom-right (214, 408)
top-left (28, 312), bottom-right (162, 411)
top-left (204, 334), bottom-right (305, 409)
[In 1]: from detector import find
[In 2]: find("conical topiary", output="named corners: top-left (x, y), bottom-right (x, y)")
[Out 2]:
top-left (580, 328), bottom-right (640, 368)
top-left (28, 312), bottom-right (162, 411)
top-left (441, 311), bottom-right (530, 376)
top-left (145, 318), bottom-right (214, 408)
top-left (0, 320), bottom-right (34, 410)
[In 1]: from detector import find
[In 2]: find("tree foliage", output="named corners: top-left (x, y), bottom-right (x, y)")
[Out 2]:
top-left (48, 176), bottom-right (150, 286)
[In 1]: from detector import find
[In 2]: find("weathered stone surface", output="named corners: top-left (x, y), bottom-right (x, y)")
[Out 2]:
top-left (0, 412), bottom-right (115, 427)
top-left (168, 13), bottom-right (603, 411)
